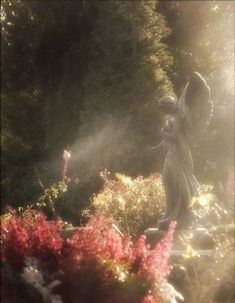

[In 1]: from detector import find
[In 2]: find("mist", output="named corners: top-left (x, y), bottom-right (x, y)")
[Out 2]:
top-left (70, 117), bottom-right (133, 182)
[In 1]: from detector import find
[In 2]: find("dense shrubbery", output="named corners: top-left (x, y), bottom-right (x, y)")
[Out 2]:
top-left (1, 209), bottom-right (181, 303)
top-left (1, 175), bottom-right (234, 303)
top-left (167, 186), bottom-right (235, 303)
top-left (84, 171), bottom-right (166, 236)
top-left (1, 0), bottom-right (174, 206)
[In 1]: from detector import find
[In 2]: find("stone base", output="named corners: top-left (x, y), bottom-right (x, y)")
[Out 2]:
top-left (145, 226), bottom-right (215, 250)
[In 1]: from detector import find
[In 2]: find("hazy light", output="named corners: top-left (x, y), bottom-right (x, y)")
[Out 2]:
top-left (213, 5), bottom-right (219, 12)
top-left (1, 6), bottom-right (6, 21)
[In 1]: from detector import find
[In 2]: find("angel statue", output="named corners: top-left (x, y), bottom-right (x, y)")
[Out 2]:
top-left (152, 72), bottom-right (213, 229)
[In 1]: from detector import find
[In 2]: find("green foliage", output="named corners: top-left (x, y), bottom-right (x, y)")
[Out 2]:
top-left (80, 1), bottom-right (174, 123)
top-left (33, 181), bottom-right (68, 219)
top-left (78, 1), bottom-right (174, 176)
top-left (158, 1), bottom-right (234, 188)
top-left (168, 184), bottom-right (235, 303)
top-left (84, 171), bottom-right (166, 236)
top-left (1, 0), bottom-right (234, 210)
top-left (1, 0), bottom-right (174, 206)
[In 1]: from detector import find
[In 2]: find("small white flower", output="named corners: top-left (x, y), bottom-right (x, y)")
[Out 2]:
top-left (21, 257), bottom-right (63, 303)
top-left (117, 196), bottom-right (126, 210)
top-left (160, 282), bottom-right (184, 303)
top-left (21, 258), bottom-right (44, 289)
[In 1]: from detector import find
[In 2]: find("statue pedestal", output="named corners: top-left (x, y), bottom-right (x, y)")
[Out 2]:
top-left (145, 226), bottom-right (215, 250)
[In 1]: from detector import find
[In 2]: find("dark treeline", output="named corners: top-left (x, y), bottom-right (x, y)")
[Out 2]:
top-left (1, 1), bottom-right (234, 211)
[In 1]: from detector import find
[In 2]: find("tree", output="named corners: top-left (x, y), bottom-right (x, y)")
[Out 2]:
top-left (158, 0), bottom-right (234, 188)
top-left (1, 1), bottom-right (174, 206)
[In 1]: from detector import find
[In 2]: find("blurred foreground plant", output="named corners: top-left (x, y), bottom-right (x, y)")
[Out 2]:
top-left (1, 209), bottom-right (181, 303)
top-left (169, 184), bottom-right (234, 303)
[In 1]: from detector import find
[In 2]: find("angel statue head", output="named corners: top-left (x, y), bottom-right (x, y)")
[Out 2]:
top-left (158, 96), bottom-right (178, 115)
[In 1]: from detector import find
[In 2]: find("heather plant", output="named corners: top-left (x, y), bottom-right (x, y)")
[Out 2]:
top-left (1, 209), bottom-right (182, 303)
top-left (84, 170), bottom-right (166, 236)
top-left (1, 208), bottom-right (64, 270)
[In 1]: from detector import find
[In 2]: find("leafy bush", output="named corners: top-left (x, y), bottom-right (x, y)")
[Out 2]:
top-left (84, 171), bottom-right (166, 237)
top-left (170, 226), bottom-right (234, 303)
top-left (1, 209), bottom-right (181, 303)
top-left (168, 187), bottom-right (234, 303)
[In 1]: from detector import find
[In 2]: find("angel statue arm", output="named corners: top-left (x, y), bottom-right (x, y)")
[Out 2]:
top-left (147, 116), bottom-right (178, 152)
top-left (148, 141), bottom-right (164, 151)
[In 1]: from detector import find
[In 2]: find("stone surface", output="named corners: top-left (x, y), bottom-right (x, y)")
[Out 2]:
top-left (145, 225), bottom-right (216, 250)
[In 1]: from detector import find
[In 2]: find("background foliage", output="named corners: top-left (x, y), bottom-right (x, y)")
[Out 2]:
top-left (1, 0), bottom-right (234, 210)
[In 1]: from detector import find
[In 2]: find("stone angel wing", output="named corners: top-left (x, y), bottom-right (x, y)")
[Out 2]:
top-left (178, 72), bottom-right (213, 147)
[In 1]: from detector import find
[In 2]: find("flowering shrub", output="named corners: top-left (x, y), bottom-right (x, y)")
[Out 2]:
top-left (84, 171), bottom-right (166, 236)
top-left (56, 215), bottom-right (177, 302)
top-left (1, 209), bottom-right (181, 303)
top-left (1, 208), bottom-right (64, 270)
